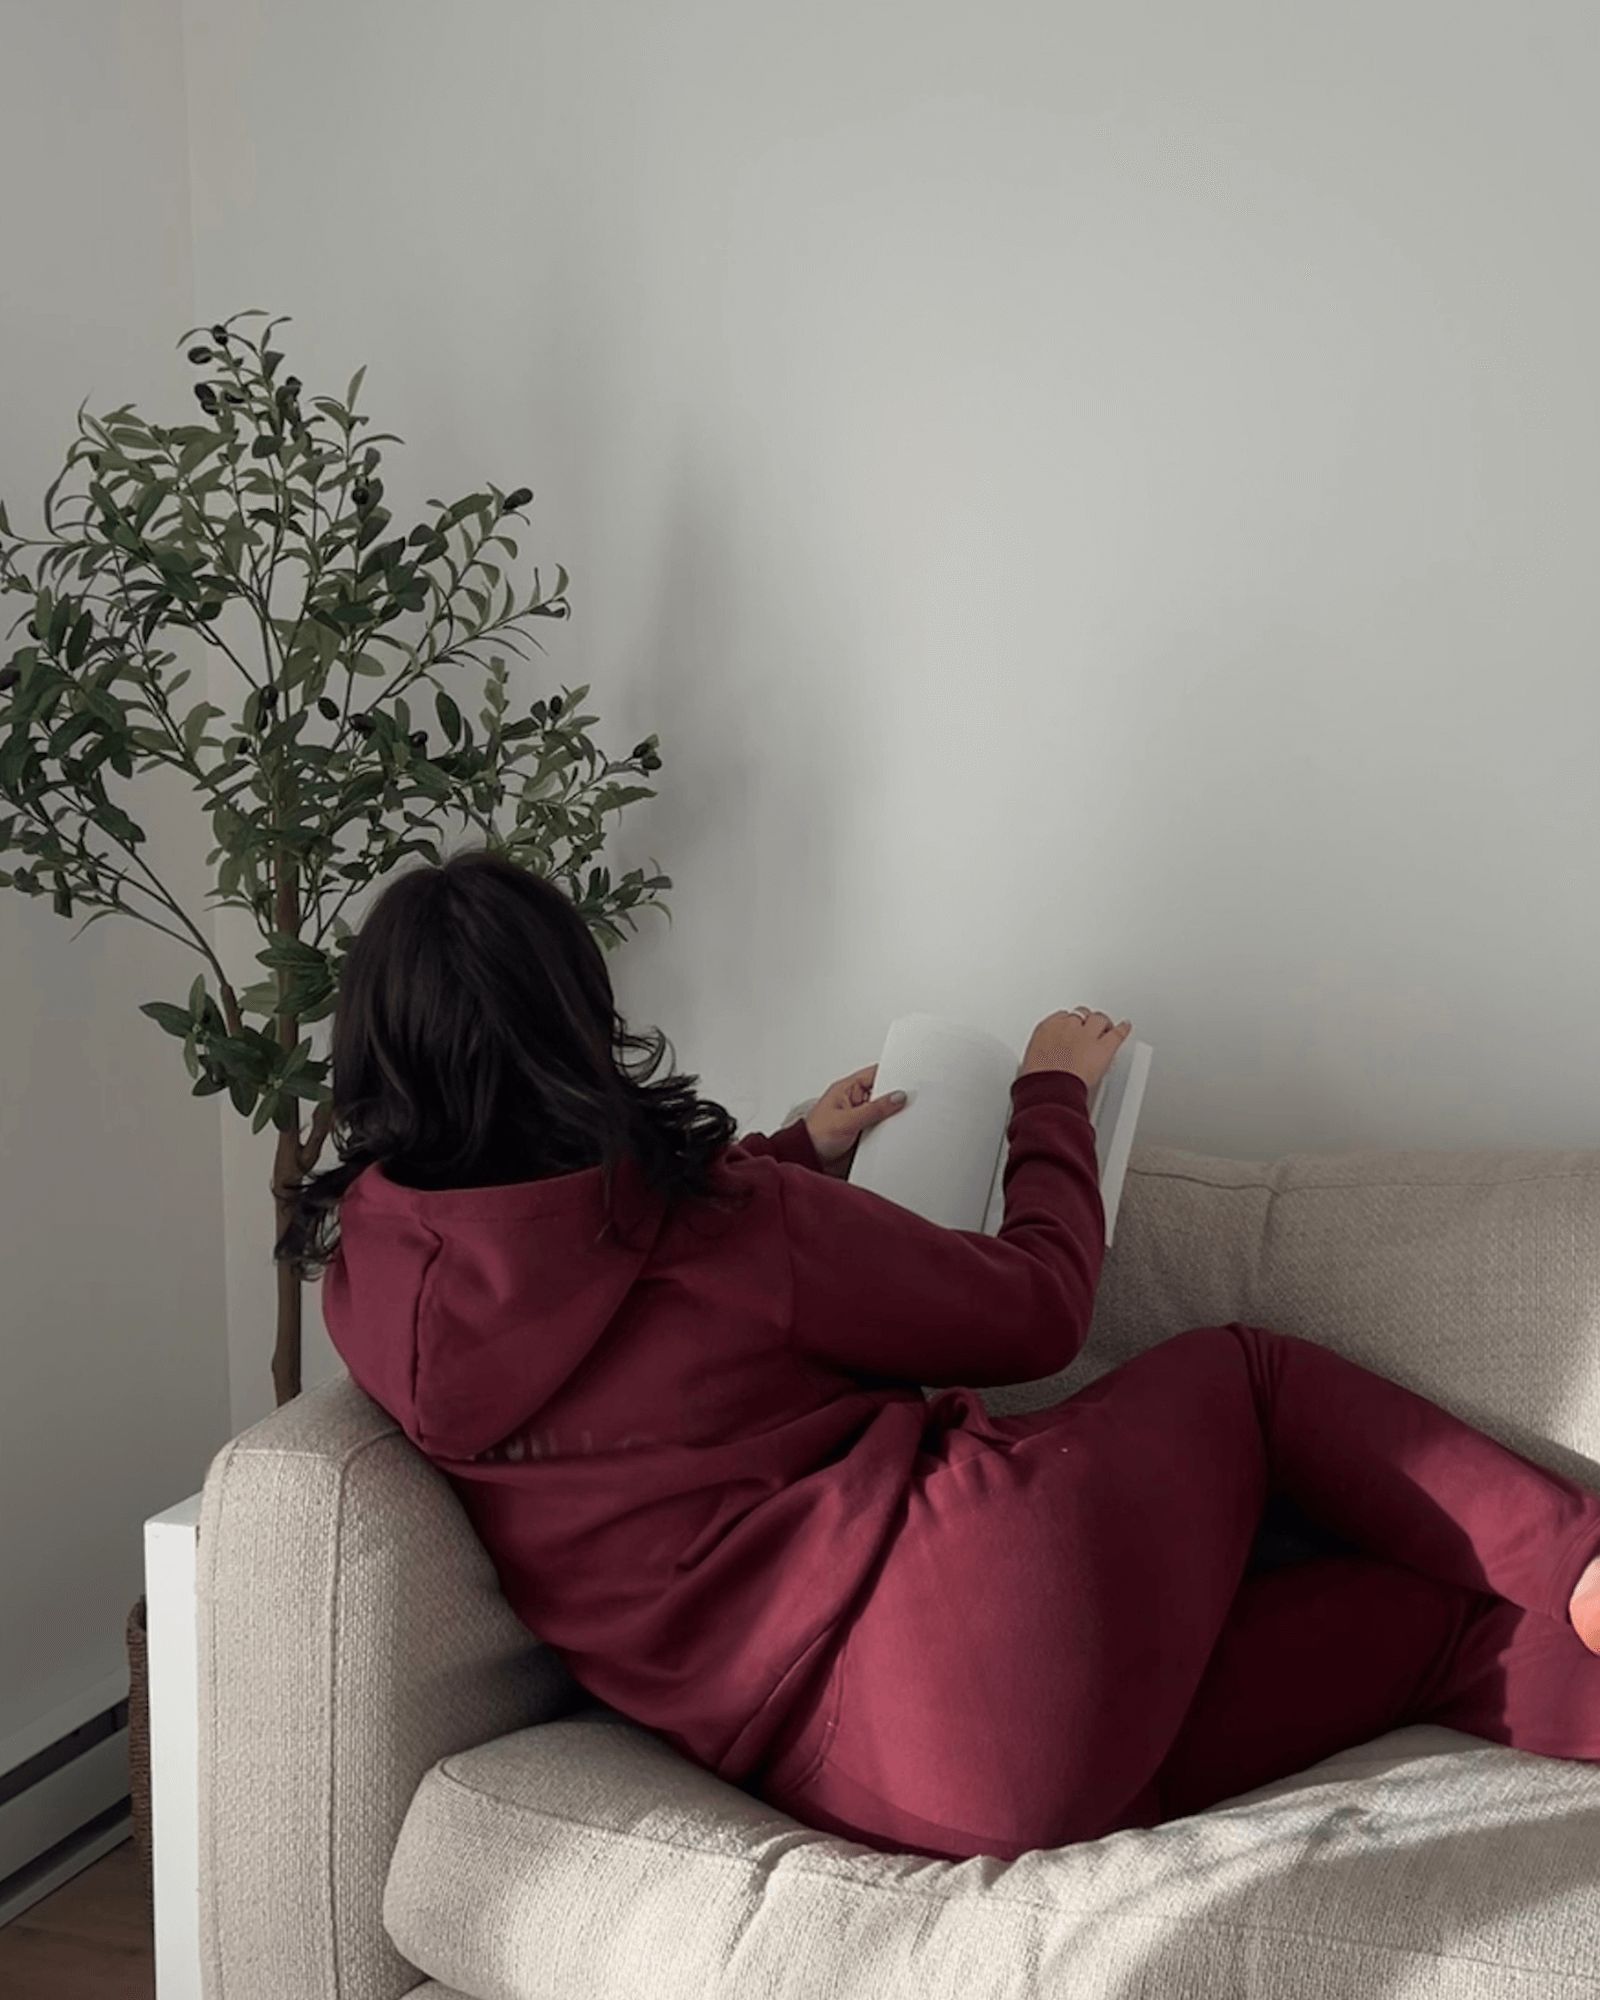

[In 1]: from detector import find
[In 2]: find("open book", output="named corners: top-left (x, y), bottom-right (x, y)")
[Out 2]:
top-left (845, 1013), bottom-right (1153, 1247)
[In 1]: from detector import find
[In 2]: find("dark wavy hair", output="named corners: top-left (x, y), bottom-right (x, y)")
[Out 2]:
top-left (274, 847), bottom-right (754, 1276)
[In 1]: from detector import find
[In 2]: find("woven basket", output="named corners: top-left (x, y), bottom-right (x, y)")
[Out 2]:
top-left (126, 1594), bottom-right (154, 1915)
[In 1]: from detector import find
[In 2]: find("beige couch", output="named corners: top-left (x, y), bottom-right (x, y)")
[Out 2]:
top-left (197, 1123), bottom-right (1600, 1999)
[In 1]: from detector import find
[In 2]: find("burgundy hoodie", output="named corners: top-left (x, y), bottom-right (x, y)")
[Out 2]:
top-left (322, 1067), bottom-right (1103, 1783)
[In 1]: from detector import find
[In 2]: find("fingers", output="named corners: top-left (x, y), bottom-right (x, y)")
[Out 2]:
top-left (1077, 1011), bottom-right (1132, 1036)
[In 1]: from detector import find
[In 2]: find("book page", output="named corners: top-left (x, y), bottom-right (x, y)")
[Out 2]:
top-left (845, 1010), bottom-right (1153, 1247)
top-left (1090, 1038), bottom-right (1152, 1247)
top-left (847, 1014), bottom-right (1019, 1231)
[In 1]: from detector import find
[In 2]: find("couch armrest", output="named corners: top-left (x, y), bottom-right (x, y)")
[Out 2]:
top-left (197, 1372), bottom-right (587, 2000)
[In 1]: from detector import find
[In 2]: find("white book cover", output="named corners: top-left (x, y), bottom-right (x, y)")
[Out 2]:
top-left (845, 1013), bottom-right (1153, 1247)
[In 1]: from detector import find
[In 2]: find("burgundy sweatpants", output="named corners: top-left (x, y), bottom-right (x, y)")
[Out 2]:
top-left (754, 1324), bottom-right (1600, 1862)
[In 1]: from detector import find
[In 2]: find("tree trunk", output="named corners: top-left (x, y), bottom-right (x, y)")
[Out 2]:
top-left (271, 1121), bottom-right (303, 1408)
top-left (271, 824), bottom-right (306, 1409)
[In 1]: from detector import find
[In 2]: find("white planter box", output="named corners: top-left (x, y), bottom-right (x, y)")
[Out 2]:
top-left (145, 1493), bottom-right (202, 2000)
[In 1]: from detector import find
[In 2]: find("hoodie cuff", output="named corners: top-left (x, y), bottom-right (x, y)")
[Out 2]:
top-left (737, 1117), bottom-right (827, 1172)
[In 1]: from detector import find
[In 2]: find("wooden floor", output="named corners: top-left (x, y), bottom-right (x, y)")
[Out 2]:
top-left (0, 1841), bottom-right (155, 1999)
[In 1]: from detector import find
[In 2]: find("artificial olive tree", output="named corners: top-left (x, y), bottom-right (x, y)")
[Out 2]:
top-left (0, 310), bottom-right (670, 1405)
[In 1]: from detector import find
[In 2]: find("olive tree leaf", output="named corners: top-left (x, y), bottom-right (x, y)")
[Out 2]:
top-left (0, 307), bottom-right (676, 1405)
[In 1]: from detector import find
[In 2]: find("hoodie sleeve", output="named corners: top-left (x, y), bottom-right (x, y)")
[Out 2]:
top-left (778, 1069), bottom-right (1105, 1387)
top-left (728, 1118), bottom-right (828, 1170)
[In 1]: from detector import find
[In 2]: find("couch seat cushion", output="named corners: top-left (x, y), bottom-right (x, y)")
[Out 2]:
top-left (383, 1710), bottom-right (1600, 2000)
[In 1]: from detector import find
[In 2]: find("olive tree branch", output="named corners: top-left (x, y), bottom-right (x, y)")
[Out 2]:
top-left (8, 778), bottom-right (234, 989)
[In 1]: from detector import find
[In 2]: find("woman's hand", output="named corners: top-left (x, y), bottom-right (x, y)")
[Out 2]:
top-left (1020, 1009), bottom-right (1132, 1092)
top-left (803, 1065), bottom-right (908, 1178)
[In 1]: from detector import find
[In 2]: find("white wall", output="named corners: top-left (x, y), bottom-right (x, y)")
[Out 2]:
top-left (184, 0), bottom-right (1600, 1172)
top-left (2, 0), bottom-right (1592, 1747)
top-left (177, 0), bottom-right (1600, 1375)
top-left (0, 0), bottom-right (1588, 1857)
top-left (0, 0), bottom-right (230, 1756)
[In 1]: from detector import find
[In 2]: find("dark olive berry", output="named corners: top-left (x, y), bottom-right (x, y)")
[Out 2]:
top-left (351, 485), bottom-right (371, 508)
top-left (187, 346), bottom-right (213, 364)
top-left (503, 487), bottom-right (533, 510)
top-left (408, 730), bottom-right (427, 751)
top-left (350, 712), bottom-right (374, 735)
top-left (210, 324), bottom-right (230, 344)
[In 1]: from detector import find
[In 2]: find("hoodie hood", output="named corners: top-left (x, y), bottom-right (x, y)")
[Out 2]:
top-left (323, 1151), bottom-right (673, 1461)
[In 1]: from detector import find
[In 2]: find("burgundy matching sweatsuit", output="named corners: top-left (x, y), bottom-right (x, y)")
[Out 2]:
top-left (323, 1069), bottom-right (1600, 1862)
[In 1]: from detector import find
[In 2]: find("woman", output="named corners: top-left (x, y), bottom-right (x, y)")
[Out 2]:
top-left (280, 847), bottom-right (1600, 1862)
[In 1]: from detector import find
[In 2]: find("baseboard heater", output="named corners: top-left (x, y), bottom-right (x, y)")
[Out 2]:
top-left (0, 1687), bottom-right (132, 1924)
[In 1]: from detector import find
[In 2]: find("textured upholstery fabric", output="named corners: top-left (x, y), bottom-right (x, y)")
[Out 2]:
top-left (196, 1376), bottom-right (591, 2000)
top-left (1008, 1140), bottom-right (1600, 1501)
top-left (198, 1132), bottom-right (1600, 1998)
top-left (385, 1714), bottom-right (1600, 2000)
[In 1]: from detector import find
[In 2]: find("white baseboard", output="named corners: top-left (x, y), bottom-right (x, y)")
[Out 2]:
top-left (0, 1803), bottom-right (133, 1928)
top-left (0, 1660), bottom-right (133, 1922)
top-left (0, 1726), bottom-right (131, 1883)
top-left (0, 1664), bottom-right (129, 1783)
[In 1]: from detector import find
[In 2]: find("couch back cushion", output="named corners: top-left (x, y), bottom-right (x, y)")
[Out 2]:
top-left (971, 1140), bottom-right (1600, 1492)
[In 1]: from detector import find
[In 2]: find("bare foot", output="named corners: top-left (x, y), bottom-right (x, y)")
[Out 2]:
top-left (1571, 1555), bottom-right (1600, 1655)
